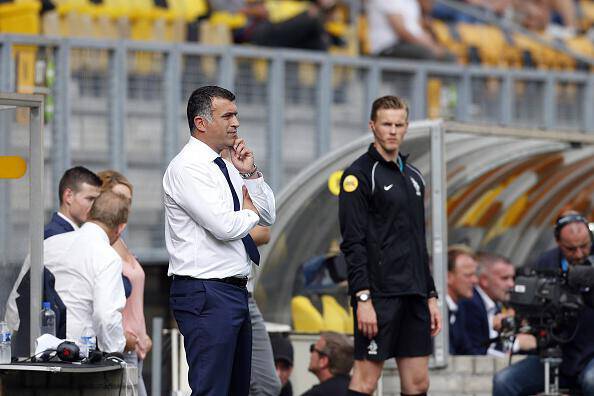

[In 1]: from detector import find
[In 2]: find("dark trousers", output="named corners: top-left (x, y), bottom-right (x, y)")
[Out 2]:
top-left (170, 278), bottom-right (252, 396)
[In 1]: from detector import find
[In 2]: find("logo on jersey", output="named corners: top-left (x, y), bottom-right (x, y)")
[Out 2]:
top-left (342, 175), bottom-right (359, 193)
top-left (368, 340), bottom-right (378, 356)
top-left (383, 184), bottom-right (393, 191)
top-left (410, 177), bottom-right (421, 196)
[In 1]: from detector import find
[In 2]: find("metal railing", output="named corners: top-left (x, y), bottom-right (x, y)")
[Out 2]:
top-left (0, 34), bottom-right (593, 263)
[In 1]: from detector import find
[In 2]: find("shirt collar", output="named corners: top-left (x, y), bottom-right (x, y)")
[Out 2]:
top-left (80, 222), bottom-right (110, 244)
top-left (187, 135), bottom-right (220, 163)
top-left (446, 294), bottom-right (458, 312)
top-left (367, 143), bottom-right (409, 168)
top-left (476, 286), bottom-right (496, 313)
top-left (57, 211), bottom-right (79, 230)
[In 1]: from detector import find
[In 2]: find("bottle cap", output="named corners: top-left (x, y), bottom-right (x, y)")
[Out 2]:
top-left (42, 302), bottom-right (50, 309)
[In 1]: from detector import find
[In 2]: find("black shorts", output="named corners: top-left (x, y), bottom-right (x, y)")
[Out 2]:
top-left (353, 295), bottom-right (432, 361)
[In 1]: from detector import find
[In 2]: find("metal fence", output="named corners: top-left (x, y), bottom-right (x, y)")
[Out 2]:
top-left (0, 34), bottom-right (593, 263)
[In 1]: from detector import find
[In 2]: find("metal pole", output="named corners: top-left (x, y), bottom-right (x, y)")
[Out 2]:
top-left (316, 59), bottom-right (332, 158)
top-left (109, 43), bottom-right (127, 173)
top-left (171, 328), bottom-right (179, 394)
top-left (0, 40), bottom-right (13, 271)
top-left (53, 42), bottom-right (71, 208)
top-left (29, 101), bottom-right (44, 355)
top-left (163, 47), bottom-right (181, 166)
top-left (456, 71), bottom-right (471, 122)
top-left (365, 64), bottom-right (380, 126)
top-left (543, 75), bottom-right (556, 129)
top-left (430, 120), bottom-right (448, 367)
top-left (412, 69), bottom-right (428, 120)
top-left (219, 48), bottom-right (235, 92)
top-left (583, 75), bottom-right (594, 132)
top-left (500, 74), bottom-right (514, 126)
top-left (267, 56), bottom-right (285, 191)
top-left (151, 317), bottom-right (163, 396)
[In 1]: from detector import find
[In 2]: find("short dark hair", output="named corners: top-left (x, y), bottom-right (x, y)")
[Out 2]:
top-left (186, 85), bottom-right (236, 133)
top-left (370, 95), bottom-right (409, 121)
top-left (320, 331), bottom-right (354, 376)
top-left (58, 166), bottom-right (101, 205)
top-left (88, 190), bottom-right (130, 230)
top-left (447, 244), bottom-right (475, 273)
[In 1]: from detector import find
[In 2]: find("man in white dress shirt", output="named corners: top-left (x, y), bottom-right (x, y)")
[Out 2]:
top-left (44, 190), bottom-right (130, 353)
top-left (163, 85), bottom-right (276, 396)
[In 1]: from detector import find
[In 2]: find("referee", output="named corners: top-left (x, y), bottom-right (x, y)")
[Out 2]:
top-left (339, 95), bottom-right (441, 396)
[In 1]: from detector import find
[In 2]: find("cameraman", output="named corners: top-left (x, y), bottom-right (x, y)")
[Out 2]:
top-left (492, 213), bottom-right (594, 395)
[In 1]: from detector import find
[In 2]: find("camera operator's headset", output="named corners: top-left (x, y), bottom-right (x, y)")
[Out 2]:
top-left (553, 213), bottom-right (593, 272)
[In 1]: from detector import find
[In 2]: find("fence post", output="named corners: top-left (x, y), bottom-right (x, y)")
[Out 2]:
top-left (267, 55), bottom-right (285, 191)
top-left (109, 42), bottom-right (127, 173)
top-left (151, 317), bottom-right (163, 396)
top-left (316, 58), bottom-right (332, 158)
top-left (53, 41), bottom-right (71, 208)
top-left (163, 47), bottom-right (181, 166)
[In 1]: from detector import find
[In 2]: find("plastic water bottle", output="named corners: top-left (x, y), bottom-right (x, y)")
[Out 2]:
top-left (79, 326), bottom-right (96, 359)
top-left (40, 301), bottom-right (56, 336)
top-left (0, 321), bottom-right (11, 364)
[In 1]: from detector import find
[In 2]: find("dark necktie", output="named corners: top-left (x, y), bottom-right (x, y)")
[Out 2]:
top-left (214, 157), bottom-right (260, 265)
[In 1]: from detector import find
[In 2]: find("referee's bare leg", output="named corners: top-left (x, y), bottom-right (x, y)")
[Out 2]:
top-left (349, 359), bottom-right (384, 395)
top-left (396, 356), bottom-right (430, 395)
top-left (348, 357), bottom-right (429, 396)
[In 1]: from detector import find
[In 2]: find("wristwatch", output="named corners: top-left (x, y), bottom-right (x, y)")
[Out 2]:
top-left (240, 164), bottom-right (258, 179)
top-left (357, 292), bottom-right (370, 302)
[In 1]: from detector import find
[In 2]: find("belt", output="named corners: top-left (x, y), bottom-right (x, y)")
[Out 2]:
top-left (173, 275), bottom-right (248, 289)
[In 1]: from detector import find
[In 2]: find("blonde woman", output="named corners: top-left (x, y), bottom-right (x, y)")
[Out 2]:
top-left (98, 170), bottom-right (152, 396)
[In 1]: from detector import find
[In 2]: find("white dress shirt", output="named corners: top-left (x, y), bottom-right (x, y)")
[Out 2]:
top-left (446, 294), bottom-right (458, 325)
top-left (163, 137), bottom-right (276, 279)
top-left (57, 211), bottom-right (79, 231)
top-left (44, 222), bottom-right (126, 353)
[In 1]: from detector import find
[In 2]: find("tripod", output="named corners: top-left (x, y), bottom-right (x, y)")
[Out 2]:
top-left (540, 346), bottom-right (564, 396)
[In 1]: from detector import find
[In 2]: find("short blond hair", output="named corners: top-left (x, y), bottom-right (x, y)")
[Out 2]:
top-left (97, 170), bottom-right (133, 197)
top-left (88, 190), bottom-right (130, 229)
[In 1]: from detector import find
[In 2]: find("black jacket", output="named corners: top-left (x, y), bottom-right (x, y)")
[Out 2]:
top-left (301, 374), bottom-right (350, 396)
top-left (339, 144), bottom-right (436, 298)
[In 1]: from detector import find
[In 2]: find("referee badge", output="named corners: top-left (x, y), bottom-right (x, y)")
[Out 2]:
top-left (342, 175), bottom-right (359, 193)
top-left (368, 339), bottom-right (378, 356)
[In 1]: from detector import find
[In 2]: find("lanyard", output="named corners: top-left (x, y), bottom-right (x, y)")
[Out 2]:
top-left (561, 257), bottom-right (569, 273)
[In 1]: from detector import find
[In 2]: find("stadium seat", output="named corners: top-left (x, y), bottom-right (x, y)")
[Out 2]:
top-left (0, 1), bottom-right (41, 94)
top-left (579, 0), bottom-right (594, 29)
top-left (291, 295), bottom-right (324, 333)
top-left (457, 23), bottom-right (508, 66)
top-left (321, 295), bottom-right (351, 334)
top-left (431, 20), bottom-right (467, 63)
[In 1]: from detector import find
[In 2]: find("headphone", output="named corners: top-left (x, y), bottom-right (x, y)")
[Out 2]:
top-left (554, 213), bottom-right (593, 241)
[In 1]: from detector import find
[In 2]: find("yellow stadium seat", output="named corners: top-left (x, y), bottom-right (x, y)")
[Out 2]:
top-left (0, 1), bottom-right (40, 34)
top-left (265, 1), bottom-right (307, 23)
top-left (291, 296), bottom-right (324, 333)
top-left (579, 0), bottom-right (594, 29)
top-left (321, 295), bottom-right (352, 334)
top-left (457, 23), bottom-right (508, 66)
top-left (431, 20), bottom-right (466, 63)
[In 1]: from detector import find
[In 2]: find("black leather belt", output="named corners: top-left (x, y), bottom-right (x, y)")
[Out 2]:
top-left (173, 275), bottom-right (248, 288)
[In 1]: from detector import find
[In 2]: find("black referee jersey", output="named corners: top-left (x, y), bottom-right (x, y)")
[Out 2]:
top-left (339, 144), bottom-right (437, 298)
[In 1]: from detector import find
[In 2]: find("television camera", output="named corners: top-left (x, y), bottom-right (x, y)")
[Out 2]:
top-left (503, 262), bottom-right (594, 395)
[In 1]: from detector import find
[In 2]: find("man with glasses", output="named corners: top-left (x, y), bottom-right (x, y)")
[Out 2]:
top-left (492, 212), bottom-right (594, 395)
top-left (303, 332), bottom-right (354, 396)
